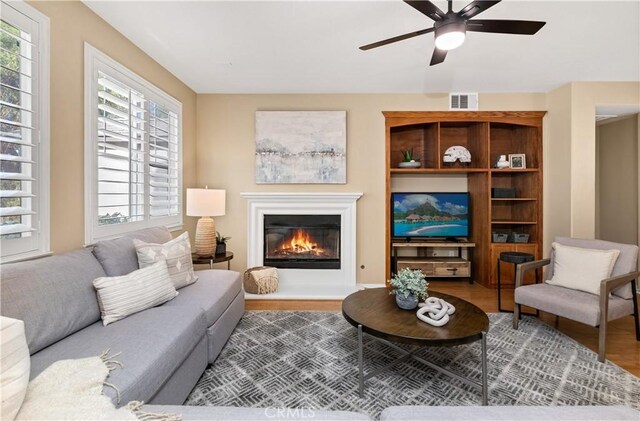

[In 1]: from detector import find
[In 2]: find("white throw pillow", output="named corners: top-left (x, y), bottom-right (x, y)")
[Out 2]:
top-left (93, 260), bottom-right (178, 326)
top-left (1, 317), bottom-right (30, 420)
top-left (545, 242), bottom-right (620, 295)
top-left (134, 231), bottom-right (198, 289)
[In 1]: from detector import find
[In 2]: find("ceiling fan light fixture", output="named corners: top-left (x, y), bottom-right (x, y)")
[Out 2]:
top-left (434, 20), bottom-right (466, 51)
top-left (360, 0), bottom-right (546, 66)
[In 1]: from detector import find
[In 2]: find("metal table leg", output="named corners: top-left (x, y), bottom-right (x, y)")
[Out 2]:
top-left (481, 331), bottom-right (488, 406)
top-left (358, 324), bottom-right (364, 397)
top-left (534, 268), bottom-right (540, 317)
top-left (497, 258), bottom-right (504, 312)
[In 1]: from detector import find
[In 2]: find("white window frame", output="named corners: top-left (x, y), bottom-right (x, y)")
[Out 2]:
top-left (0, 0), bottom-right (50, 263)
top-left (84, 43), bottom-right (183, 245)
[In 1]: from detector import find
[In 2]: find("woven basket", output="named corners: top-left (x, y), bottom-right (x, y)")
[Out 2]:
top-left (243, 266), bottom-right (279, 294)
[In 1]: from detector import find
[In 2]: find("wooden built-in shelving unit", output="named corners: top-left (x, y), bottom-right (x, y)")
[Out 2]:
top-left (385, 111), bottom-right (545, 288)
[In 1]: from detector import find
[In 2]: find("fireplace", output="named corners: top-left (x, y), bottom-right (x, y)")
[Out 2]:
top-left (241, 192), bottom-right (362, 299)
top-left (264, 214), bottom-right (340, 269)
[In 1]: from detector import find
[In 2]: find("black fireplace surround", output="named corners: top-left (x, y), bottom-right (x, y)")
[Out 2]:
top-left (263, 214), bottom-right (341, 269)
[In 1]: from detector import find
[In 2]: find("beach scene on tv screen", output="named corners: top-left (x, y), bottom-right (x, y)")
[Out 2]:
top-left (393, 193), bottom-right (469, 237)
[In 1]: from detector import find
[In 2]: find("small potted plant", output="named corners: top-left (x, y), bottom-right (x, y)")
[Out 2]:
top-left (215, 231), bottom-right (231, 255)
top-left (389, 268), bottom-right (428, 310)
top-left (398, 148), bottom-right (421, 168)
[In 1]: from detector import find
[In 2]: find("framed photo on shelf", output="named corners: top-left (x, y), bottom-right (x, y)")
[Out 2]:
top-left (508, 154), bottom-right (526, 169)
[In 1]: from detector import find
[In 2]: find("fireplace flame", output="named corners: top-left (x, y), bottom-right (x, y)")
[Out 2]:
top-left (283, 229), bottom-right (321, 254)
top-left (267, 227), bottom-right (338, 260)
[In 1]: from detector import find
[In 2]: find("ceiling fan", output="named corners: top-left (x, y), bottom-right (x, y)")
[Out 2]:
top-left (360, 0), bottom-right (546, 66)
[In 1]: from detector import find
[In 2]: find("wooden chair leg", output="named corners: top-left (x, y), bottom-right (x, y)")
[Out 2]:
top-left (598, 290), bottom-right (609, 363)
top-left (632, 281), bottom-right (640, 341)
top-left (513, 303), bottom-right (520, 330)
top-left (598, 322), bottom-right (607, 363)
top-left (635, 306), bottom-right (640, 342)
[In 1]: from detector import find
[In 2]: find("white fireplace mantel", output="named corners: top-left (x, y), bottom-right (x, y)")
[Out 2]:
top-left (240, 192), bottom-right (363, 299)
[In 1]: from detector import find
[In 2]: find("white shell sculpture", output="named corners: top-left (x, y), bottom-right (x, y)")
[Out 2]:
top-left (443, 145), bottom-right (471, 163)
top-left (416, 297), bottom-right (456, 327)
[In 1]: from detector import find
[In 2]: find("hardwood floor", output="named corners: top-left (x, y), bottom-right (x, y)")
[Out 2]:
top-left (246, 281), bottom-right (640, 376)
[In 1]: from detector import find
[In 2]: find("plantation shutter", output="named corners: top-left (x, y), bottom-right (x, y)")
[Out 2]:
top-left (85, 44), bottom-right (182, 243)
top-left (148, 101), bottom-right (179, 218)
top-left (0, 2), bottom-right (49, 262)
top-left (96, 72), bottom-right (146, 225)
top-left (1, 18), bottom-right (36, 237)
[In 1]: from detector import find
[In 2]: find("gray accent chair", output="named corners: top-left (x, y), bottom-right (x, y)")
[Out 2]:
top-left (513, 237), bottom-right (640, 362)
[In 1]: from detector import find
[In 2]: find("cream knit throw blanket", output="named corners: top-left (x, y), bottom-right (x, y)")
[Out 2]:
top-left (251, 267), bottom-right (278, 294)
top-left (16, 351), bottom-right (180, 420)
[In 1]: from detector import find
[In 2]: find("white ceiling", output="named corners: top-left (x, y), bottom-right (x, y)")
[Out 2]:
top-left (83, 0), bottom-right (640, 94)
top-left (596, 104), bottom-right (640, 122)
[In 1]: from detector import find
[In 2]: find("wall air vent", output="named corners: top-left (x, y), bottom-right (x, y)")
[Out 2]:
top-left (449, 93), bottom-right (478, 111)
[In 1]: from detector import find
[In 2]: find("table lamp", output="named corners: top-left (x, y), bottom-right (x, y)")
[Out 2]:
top-left (186, 187), bottom-right (226, 257)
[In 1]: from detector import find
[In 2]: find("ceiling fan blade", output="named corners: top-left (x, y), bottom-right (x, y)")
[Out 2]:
top-left (458, 1), bottom-right (501, 19)
top-left (359, 27), bottom-right (435, 51)
top-left (466, 19), bottom-right (546, 35)
top-left (404, 0), bottom-right (446, 21)
top-left (430, 48), bottom-right (447, 66)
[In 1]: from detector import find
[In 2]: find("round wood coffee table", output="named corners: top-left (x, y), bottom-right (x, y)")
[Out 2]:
top-left (342, 288), bottom-right (490, 405)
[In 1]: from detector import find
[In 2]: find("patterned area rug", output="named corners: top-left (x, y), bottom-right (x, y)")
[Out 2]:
top-left (186, 311), bottom-right (640, 419)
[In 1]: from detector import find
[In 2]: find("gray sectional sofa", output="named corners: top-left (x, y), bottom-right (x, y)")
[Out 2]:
top-left (377, 405), bottom-right (640, 420)
top-left (1, 227), bottom-right (244, 406)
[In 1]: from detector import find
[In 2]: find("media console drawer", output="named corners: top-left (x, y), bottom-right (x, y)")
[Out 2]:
top-left (433, 261), bottom-right (470, 276)
top-left (397, 258), bottom-right (471, 277)
top-left (397, 260), bottom-right (435, 275)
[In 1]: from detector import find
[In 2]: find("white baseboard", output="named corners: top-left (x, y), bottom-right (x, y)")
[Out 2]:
top-left (244, 282), bottom-right (386, 300)
top-left (357, 283), bottom-right (386, 289)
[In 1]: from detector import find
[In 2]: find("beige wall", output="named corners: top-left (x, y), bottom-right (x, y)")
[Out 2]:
top-left (596, 115), bottom-right (639, 245)
top-left (196, 94), bottom-right (545, 282)
top-left (569, 82), bottom-right (640, 238)
top-left (28, 1), bottom-right (197, 253)
top-left (543, 84), bottom-right (573, 255)
top-left (542, 82), bottom-right (640, 253)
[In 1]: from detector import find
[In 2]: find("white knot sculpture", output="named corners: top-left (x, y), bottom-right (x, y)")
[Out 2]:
top-left (416, 297), bottom-right (456, 327)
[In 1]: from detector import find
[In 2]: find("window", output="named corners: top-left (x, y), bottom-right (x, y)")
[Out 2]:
top-left (84, 44), bottom-right (182, 244)
top-left (0, 1), bottom-right (50, 263)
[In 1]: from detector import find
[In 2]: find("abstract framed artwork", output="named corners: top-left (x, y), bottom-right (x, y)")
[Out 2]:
top-left (255, 111), bottom-right (346, 184)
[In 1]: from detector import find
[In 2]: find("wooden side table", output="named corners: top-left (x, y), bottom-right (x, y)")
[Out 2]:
top-left (192, 251), bottom-right (234, 270)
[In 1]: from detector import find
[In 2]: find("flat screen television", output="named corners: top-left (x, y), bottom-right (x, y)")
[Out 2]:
top-left (391, 192), bottom-right (470, 239)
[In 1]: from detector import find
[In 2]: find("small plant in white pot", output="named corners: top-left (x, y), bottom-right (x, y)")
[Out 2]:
top-left (398, 148), bottom-right (421, 168)
top-left (389, 268), bottom-right (429, 310)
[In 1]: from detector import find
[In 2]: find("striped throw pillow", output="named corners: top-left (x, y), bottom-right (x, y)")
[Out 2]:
top-left (93, 260), bottom-right (178, 326)
top-left (134, 232), bottom-right (198, 290)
